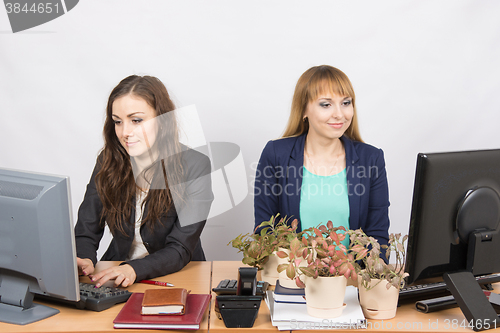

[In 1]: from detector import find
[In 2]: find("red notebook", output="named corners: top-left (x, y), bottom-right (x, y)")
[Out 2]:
top-left (114, 293), bottom-right (211, 330)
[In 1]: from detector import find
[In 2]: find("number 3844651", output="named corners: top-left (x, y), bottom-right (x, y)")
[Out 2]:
top-left (5, 2), bottom-right (61, 14)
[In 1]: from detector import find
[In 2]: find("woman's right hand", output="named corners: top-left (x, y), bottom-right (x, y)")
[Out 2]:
top-left (77, 257), bottom-right (95, 276)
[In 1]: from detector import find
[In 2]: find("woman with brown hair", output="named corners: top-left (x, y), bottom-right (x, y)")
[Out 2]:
top-left (75, 75), bottom-right (213, 287)
top-left (254, 65), bottom-right (389, 249)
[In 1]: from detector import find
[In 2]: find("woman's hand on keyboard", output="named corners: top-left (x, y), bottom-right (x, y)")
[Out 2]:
top-left (77, 257), bottom-right (95, 276)
top-left (90, 264), bottom-right (137, 288)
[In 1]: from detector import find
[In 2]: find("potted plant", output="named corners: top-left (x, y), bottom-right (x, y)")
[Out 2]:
top-left (277, 221), bottom-right (361, 318)
top-left (348, 229), bottom-right (409, 319)
top-left (228, 214), bottom-right (299, 284)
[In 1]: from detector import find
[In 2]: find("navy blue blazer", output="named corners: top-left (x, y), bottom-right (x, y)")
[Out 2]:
top-left (254, 134), bottom-right (390, 247)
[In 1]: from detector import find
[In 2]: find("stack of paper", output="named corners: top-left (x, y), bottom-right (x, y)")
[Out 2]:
top-left (265, 286), bottom-right (366, 330)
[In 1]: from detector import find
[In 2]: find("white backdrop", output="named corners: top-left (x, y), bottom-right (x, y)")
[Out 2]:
top-left (1, 0), bottom-right (500, 261)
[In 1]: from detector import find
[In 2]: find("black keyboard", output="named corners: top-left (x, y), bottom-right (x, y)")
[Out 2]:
top-left (212, 279), bottom-right (269, 297)
top-left (37, 282), bottom-right (132, 311)
top-left (399, 273), bottom-right (500, 301)
top-left (76, 282), bottom-right (132, 311)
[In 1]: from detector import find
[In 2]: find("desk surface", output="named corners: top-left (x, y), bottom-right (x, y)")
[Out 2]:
top-left (212, 261), bottom-right (500, 333)
top-left (0, 261), bottom-right (212, 333)
top-left (2, 260), bottom-right (500, 333)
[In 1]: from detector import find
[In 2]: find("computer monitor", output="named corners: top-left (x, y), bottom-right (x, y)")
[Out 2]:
top-left (405, 149), bottom-right (500, 327)
top-left (406, 149), bottom-right (500, 285)
top-left (0, 168), bottom-right (79, 325)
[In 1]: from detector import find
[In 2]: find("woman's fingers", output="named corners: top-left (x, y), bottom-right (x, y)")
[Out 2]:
top-left (76, 257), bottom-right (94, 276)
top-left (91, 264), bottom-right (136, 288)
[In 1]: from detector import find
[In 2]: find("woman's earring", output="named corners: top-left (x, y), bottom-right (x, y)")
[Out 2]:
top-left (303, 116), bottom-right (308, 122)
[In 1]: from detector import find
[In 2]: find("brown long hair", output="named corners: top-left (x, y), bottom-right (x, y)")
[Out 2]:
top-left (282, 65), bottom-right (363, 142)
top-left (96, 75), bottom-right (183, 235)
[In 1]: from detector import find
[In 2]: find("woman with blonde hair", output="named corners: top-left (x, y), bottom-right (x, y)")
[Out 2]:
top-left (254, 65), bottom-right (389, 248)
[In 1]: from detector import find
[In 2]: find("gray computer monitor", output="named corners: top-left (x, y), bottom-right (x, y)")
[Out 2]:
top-left (0, 168), bottom-right (79, 325)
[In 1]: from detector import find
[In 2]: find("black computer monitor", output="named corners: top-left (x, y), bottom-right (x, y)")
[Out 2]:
top-left (0, 168), bottom-right (79, 325)
top-left (405, 149), bottom-right (500, 328)
top-left (406, 149), bottom-right (500, 285)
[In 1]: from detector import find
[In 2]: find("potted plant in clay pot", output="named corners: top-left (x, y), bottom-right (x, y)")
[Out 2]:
top-left (228, 214), bottom-right (299, 284)
top-left (277, 221), bottom-right (361, 318)
top-left (348, 229), bottom-right (409, 320)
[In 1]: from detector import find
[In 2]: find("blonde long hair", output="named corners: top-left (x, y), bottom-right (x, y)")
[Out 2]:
top-left (282, 65), bottom-right (363, 142)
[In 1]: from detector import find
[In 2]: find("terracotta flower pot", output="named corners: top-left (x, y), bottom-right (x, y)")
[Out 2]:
top-left (358, 278), bottom-right (399, 319)
top-left (260, 252), bottom-right (279, 285)
top-left (304, 275), bottom-right (347, 318)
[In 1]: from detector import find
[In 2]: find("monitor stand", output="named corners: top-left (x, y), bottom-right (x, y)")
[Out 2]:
top-left (447, 187), bottom-right (500, 331)
top-left (443, 271), bottom-right (499, 332)
top-left (0, 274), bottom-right (59, 325)
top-left (443, 227), bottom-right (500, 332)
top-left (0, 302), bottom-right (59, 325)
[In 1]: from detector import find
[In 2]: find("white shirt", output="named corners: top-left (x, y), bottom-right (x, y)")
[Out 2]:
top-left (127, 190), bottom-right (150, 260)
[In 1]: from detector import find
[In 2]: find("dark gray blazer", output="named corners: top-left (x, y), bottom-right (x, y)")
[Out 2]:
top-left (75, 148), bottom-right (213, 281)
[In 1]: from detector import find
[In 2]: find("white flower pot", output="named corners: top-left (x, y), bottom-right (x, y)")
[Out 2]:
top-left (304, 275), bottom-right (347, 318)
top-left (260, 252), bottom-right (279, 285)
top-left (358, 278), bottom-right (399, 319)
top-left (277, 247), bottom-right (306, 289)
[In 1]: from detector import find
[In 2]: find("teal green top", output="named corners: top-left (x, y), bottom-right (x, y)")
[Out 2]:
top-left (299, 167), bottom-right (350, 248)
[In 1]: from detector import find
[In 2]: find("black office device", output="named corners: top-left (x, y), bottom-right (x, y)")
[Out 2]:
top-left (75, 282), bottom-right (131, 311)
top-left (237, 267), bottom-right (258, 296)
top-left (399, 273), bottom-right (500, 302)
top-left (212, 279), bottom-right (269, 297)
top-left (405, 149), bottom-right (500, 331)
top-left (36, 282), bottom-right (132, 311)
top-left (415, 289), bottom-right (500, 314)
top-left (215, 267), bottom-right (261, 328)
top-left (415, 294), bottom-right (460, 313)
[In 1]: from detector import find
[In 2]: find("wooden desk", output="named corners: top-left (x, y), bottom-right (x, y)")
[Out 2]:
top-left (3, 260), bottom-right (500, 332)
top-left (212, 261), bottom-right (500, 333)
top-left (0, 261), bottom-right (212, 333)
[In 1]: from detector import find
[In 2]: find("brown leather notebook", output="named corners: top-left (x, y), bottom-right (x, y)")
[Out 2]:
top-left (141, 288), bottom-right (189, 315)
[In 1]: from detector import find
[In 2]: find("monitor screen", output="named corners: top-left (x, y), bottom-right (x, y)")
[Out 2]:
top-left (0, 168), bottom-right (79, 325)
top-left (405, 149), bottom-right (500, 285)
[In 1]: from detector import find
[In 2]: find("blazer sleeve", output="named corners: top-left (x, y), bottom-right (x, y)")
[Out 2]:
top-left (254, 140), bottom-right (281, 232)
top-left (364, 148), bottom-right (390, 250)
top-left (123, 151), bottom-right (213, 281)
top-left (74, 160), bottom-right (105, 266)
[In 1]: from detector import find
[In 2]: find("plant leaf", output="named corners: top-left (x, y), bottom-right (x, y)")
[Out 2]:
top-left (276, 250), bottom-right (288, 259)
top-left (290, 237), bottom-right (301, 254)
top-left (286, 263), bottom-right (296, 280)
top-left (295, 277), bottom-right (306, 288)
top-left (277, 263), bottom-right (288, 273)
top-left (299, 266), bottom-right (315, 277)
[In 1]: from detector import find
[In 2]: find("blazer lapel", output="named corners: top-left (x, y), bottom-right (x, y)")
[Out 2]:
top-left (288, 134), bottom-right (306, 230)
top-left (342, 136), bottom-right (361, 230)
